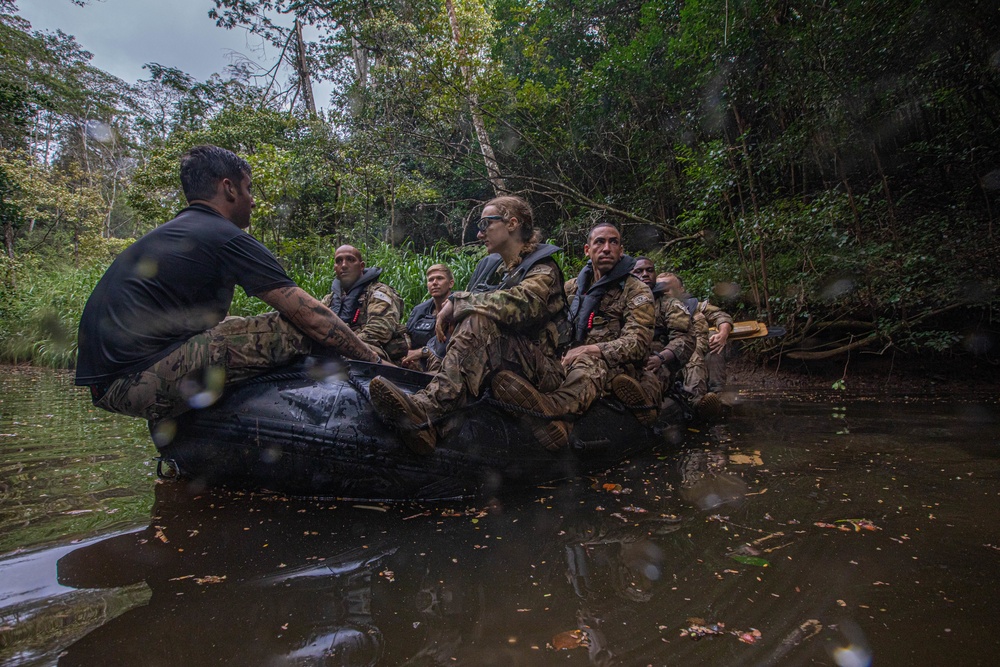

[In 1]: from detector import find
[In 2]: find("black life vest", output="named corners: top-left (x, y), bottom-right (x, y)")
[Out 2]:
top-left (406, 297), bottom-right (447, 356)
top-left (650, 282), bottom-right (671, 343)
top-left (681, 295), bottom-right (699, 316)
top-left (465, 243), bottom-right (564, 292)
top-left (464, 243), bottom-right (570, 349)
top-left (567, 255), bottom-right (638, 344)
top-left (329, 267), bottom-right (382, 325)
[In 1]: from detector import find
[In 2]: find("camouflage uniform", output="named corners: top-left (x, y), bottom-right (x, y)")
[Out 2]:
top-left (642, 290), bottom-right (696, 401)
top-left (405, 247), bottom-right (567, 421)
top-left (322, 276), bottom-right (409, 363)
top-left (700, 301), bottom-right (734, 393)
top-left (93, 311), bottom-right (312, 423)
top-left (548, 266), bottom-right (655, 417)
top-left (680, 300), bottom-right (733, 398)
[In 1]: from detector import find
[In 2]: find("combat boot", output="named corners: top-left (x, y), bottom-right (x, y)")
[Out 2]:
top-left (490, 370), bottom-right (568, 451)
top-left (368, 376), bottom-right (437, 455)
top-left (610, 374), bottom-right (658, 427)
top-left (693, 391), bottom-right (722, 422)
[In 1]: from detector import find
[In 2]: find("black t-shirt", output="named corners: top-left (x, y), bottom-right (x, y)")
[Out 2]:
top-left (75, 204), bottom-right (296, 385)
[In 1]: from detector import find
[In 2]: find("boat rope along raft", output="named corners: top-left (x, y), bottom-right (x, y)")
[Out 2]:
top-left (157, 322), bottom-right (778, 501)
top-left (157, 355), bottom-right (685, 501)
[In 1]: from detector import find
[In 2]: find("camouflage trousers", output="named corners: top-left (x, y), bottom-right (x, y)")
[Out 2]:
top-left (640, 363), bottom-right (672, 407)
top-left (706, 348), bottom-right (728, 393)
top-left (546, 353), bottom-right (609, 417)
top-left (411, 313), bottom-right (564, 420)
top-left (681, 349), bottom-right (708, 399)
top-left (94, 312), bottom-right (311, 424)
top-left (681, 348), bottom-right (727, 399)
top-left (548, 355), bottom-right (662, 416)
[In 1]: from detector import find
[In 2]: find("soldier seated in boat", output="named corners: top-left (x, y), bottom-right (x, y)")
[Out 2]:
top-left (658, 272), bottom-right (733, 419)
top-left (400, 263), bottom-right (455, 372)
top-left (630, 257), bottom-right (696, 405)
top-left (489, 222), bottom-right (657, 448)
top-left (321, 245), bottom-right (410, 364)
top-left (74, 145), bottom-right (378, 430)
top-left (367, 195), bottom-right (568, 455)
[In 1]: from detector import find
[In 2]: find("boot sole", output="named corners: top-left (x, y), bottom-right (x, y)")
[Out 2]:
top-left (491, 371), bottom-right (568, 452)
top-left (611, 375), bottom-right (658, 427)
top-left (369, 377), bottom-right (437, 455)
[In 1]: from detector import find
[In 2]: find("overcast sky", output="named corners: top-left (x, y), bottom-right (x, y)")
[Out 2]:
top-left (16, 0), bottom-right (332, 107)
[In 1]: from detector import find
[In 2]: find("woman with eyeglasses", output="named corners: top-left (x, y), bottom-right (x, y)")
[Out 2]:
top-left (400, 264), bottom-right (455, 372)
top-left (368, 195), bottom-right (569, 455)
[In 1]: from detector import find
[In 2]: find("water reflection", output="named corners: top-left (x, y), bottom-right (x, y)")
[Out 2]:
top-left (3, 369), bottom-right (1000, 666)
top-left (47, 479), bottom-right (745, 667)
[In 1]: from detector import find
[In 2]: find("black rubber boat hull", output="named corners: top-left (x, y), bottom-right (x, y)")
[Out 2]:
top-left (159, 356), bottom-right (683, 500)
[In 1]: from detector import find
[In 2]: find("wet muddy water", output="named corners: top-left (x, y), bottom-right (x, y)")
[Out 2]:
top-left (1, 366), bottom-right (998, 666)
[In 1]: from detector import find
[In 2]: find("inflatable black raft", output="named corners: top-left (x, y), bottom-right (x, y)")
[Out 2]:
top-left (158, 355), bottom-right (685, 501)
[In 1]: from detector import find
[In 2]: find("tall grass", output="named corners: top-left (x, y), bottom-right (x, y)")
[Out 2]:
top-left (231, 241), bottom-right (486, 318)
top-left (0, 257), bottom-right (107, 369)
top-left (0, 241), bottom-right (489, 369)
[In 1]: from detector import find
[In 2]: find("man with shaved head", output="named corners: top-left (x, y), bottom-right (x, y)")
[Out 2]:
top-left (321, 244), bottom-right (408, 363)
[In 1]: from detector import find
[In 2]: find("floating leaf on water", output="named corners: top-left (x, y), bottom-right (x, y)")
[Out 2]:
top-left (727, 554), bottom-right (770, 567)
top-left (552, 629), bottom-right (589, 650)
top-left (815, 522), bottom-right (853, 532)
top-left (729, 451), bottom-right (764, 466)
top-left (733, 628), bottom-right (762, 644)
top-left (680, 620), bottom-right (726, 639)
top-left (353, 504), bottom-right (388, 512)
top-left (834, 518), bottom-right (880, 531)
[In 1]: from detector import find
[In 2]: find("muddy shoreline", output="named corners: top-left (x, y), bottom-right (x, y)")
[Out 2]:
top-left (727, 350), bottom-right (1000, 398)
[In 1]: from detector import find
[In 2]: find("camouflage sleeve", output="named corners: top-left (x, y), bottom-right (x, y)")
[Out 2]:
top-left (320, 292), bottom-right (333, 308)
top-left (660, 298), bottom-right (696, 368)
top-left (451, 261), bottom-right (560, 329)
top-left (692, 312), bottom-right (710, 356)
top-left (357, 282), bottom-right (403, 346)
top-left (564, 278), bottom-right (576, 299)
top-left (596, 279), bottom-right (654, 369)
top-left (699, 301), bottom-right (734, 329)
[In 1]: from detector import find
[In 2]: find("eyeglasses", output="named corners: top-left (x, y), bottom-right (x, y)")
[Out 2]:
top-left (477, 215), bottom-right (504, 231)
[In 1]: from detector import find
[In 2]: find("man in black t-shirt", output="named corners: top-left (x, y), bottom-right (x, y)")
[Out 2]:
top-left (75, 145), bottom-right (378, 431)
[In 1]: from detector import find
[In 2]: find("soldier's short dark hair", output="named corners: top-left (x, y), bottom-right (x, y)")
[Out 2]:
top-left (587, 221), bottom-right (620, 241)
top-left (180, 145), bottom-right (251, 203)
top-left (485, 195), bottom-right (541, 245)
top-left (634, 256), bottom-right (653, 265)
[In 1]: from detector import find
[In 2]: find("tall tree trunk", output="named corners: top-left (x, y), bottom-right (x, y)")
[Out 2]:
top-left (294, 18), bottom-right (317, 116)
top-left (351, 37), bottom-right (369, 89)
top-left (3, 219), bottom-right (14, 260)
top-left (445, 0), bottom-right (506, 195)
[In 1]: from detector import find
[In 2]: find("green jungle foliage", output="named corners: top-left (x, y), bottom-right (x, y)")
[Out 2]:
top-left (1, 0), bottom-right (998, 368)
